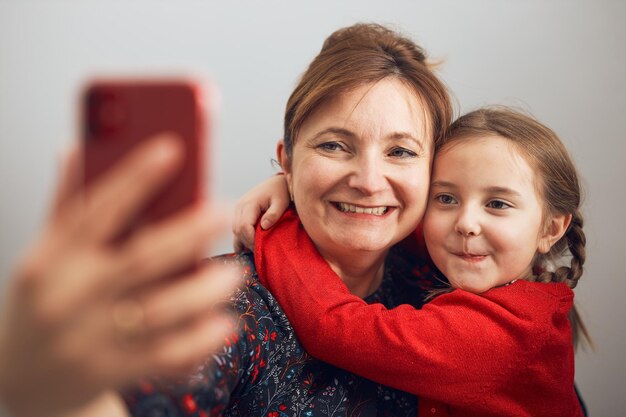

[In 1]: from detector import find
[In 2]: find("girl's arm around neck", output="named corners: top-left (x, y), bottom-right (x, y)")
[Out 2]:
top-left (254, 210), bottom-right (576, 410)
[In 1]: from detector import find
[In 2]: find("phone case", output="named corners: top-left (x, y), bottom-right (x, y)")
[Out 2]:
top-left (82, 79), bottom-right (207, 239)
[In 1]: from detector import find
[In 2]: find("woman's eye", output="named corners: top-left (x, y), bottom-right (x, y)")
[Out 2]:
top-left (318, 142), bottom-right (344, 152)
top-left (436, 194), bottom-right (457, 205)
top-left (389, 147), bottom-right (417, 158)
top-left (486, 200), bottom-right (511, 210)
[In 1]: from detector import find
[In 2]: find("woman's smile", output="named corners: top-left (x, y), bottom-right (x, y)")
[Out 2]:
top-left (333, 202), bottom-right (391, 216)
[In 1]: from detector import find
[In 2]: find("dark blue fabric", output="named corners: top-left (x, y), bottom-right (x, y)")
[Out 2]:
top-left (124, 248), bottom-right (435, 417)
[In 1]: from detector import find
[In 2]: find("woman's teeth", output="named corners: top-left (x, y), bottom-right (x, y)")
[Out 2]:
top-left (336, 203), bottom-right (388, 215)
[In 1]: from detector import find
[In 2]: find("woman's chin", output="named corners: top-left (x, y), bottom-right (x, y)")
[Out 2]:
top-left (328, 232), bottom-right (394, 254)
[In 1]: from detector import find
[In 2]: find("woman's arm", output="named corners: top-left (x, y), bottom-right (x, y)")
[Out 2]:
top-left (254, 209), bottom-right (572, 405)
top-left (0, 136), bottom-right (240, 417)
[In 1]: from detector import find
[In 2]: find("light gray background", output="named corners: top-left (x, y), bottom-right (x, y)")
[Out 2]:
top-left (1, 1), bottom-right (624, 415)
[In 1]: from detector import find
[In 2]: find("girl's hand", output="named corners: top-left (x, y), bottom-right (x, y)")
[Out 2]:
top-left (0, 134), bottom-right (241, 417)
top-left (232, 174), bottom-right (290, 252)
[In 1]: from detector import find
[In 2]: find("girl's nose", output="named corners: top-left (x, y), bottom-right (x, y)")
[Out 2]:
top-left (454, 206), bottom-right (481, 237)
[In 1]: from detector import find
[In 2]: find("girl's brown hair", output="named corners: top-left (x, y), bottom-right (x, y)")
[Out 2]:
top-left (442, 107), bottom-right (592, 349)
top-left (283, 23), bottom-right (453, 157)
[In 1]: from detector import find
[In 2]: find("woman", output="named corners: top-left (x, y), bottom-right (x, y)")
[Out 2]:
top-left (0, 23), bottom-right (451, 416)
top-left (123, 23), bottom-right (452, 416)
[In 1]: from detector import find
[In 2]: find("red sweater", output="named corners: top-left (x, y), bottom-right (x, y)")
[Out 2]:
top-left (255, 209), bottom-right (583, 417)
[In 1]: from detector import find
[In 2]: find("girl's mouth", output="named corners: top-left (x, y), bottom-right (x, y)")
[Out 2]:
top-left (455, 253), bottom-right (487, 263)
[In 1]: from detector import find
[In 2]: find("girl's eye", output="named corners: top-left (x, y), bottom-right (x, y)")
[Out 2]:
top-left (436, 194), bottom-right (457, 205)
top-left (318, 142), bottom-right (344, 152)
top-left (486, 200), bottom-right (511, 210)
top-left (389, 147), bottom-right (417, 158)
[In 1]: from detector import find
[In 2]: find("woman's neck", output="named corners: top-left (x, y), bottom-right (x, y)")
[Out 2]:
top-left (317, 247), bottom-right (388, 298)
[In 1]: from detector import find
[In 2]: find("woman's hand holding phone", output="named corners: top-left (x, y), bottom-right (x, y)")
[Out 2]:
top-left (0, 134), bottom-right (240, 417)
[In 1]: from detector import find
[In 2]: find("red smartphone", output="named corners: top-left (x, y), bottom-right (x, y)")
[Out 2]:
top-left (82, 78), bottom-right (208, 242)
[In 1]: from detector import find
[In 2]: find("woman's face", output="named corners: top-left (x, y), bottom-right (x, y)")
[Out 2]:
top-left (279, 78), bottom-right (432, 261)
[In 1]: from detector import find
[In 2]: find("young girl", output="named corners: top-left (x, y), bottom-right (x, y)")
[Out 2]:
top-left (237, 107), bottom-right (588, 416)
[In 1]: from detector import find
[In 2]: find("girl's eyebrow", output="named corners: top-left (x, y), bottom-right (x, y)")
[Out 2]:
top-left (430, 180), bottom-right (456, 189)
top-left (430, 181), bottom-right (522, 198)
top-left (484, 186), bottom-right (522, 198)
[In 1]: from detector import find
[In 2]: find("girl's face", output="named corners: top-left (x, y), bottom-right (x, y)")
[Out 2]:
top-left (423, 135), bottom-right (552, 293)
top-left (280, 78), bottom-right (432, 264)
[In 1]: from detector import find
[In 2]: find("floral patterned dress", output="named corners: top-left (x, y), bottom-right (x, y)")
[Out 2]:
top-left (124, 246), bottom-right (437, 417)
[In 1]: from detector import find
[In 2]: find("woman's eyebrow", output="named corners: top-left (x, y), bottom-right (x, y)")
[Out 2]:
top-left (389, 132), bottom-right (424, 150)
top-left (311, 127), bottom-right (356, 140)
top-left (312, 128), bottom-right (423, 146)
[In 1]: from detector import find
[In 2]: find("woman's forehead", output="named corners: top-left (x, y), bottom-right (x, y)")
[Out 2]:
top-left (298, 79), bottom-right (432, 144)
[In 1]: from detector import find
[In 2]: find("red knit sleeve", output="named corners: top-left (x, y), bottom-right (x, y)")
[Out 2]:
top-left (254, 209), bottom-right (574, 410)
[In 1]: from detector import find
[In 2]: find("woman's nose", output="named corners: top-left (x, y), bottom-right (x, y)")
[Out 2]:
top-left (346, 155), bottom-right (387, 195)
top-left (454, 206), bottom-right (481, 237)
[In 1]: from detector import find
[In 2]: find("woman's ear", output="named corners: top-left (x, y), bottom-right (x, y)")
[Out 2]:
top-left (276, 140), bottom-right (294, 200)
top-left (276, 140), bottom-right (290, 173)
top-left (538, 213), bottom-right (572, 254)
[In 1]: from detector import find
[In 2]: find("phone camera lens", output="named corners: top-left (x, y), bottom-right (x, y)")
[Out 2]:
top-left (85, 89), bottom-right (127, 139)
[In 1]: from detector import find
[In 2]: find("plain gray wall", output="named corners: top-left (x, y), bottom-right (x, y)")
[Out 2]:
top-left (1, 1), bottom-right (624, 414)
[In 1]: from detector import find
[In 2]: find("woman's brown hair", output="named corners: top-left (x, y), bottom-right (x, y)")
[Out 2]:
top-left (441, 107), bottom-right (592, 349)
top-left (283, 23), bottom-right (453, 157)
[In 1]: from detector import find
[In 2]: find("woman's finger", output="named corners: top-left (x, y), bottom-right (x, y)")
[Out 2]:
top-left (119, 311), bottom-right (236, 381)
top-left (49, 145), bottom-right (81, 222)
top-left (55, 262), bottom-right (240, 386)
top-left (33, 201), bottom-right (227, 322)
top-left (108, 203), bottom-right (228, 296)
top-left (151, 311), bottom-right (236, 376)
top-left (79, 133), bottom-right (184, 244)
top-left (139, 262), bottom-right (241, 332)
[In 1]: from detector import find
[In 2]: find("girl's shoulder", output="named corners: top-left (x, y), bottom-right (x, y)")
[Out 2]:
top-left (426, 279), bottom-right (575, 329)
top-left (490, 279), bottom-right (574, 310)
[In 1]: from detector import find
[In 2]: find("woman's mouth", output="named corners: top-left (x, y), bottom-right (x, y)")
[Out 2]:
top-left (334, 202), bottom-right (389, 216)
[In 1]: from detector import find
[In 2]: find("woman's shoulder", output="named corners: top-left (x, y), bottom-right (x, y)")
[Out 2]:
top-left (209, 251), bottom-right (279, 309)
top-left (210, 251), bottom-right (256, 276)
top-left (209, 250), bottom-right (302, 340)
top-left (200, 252), bottom-right (305, 396)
